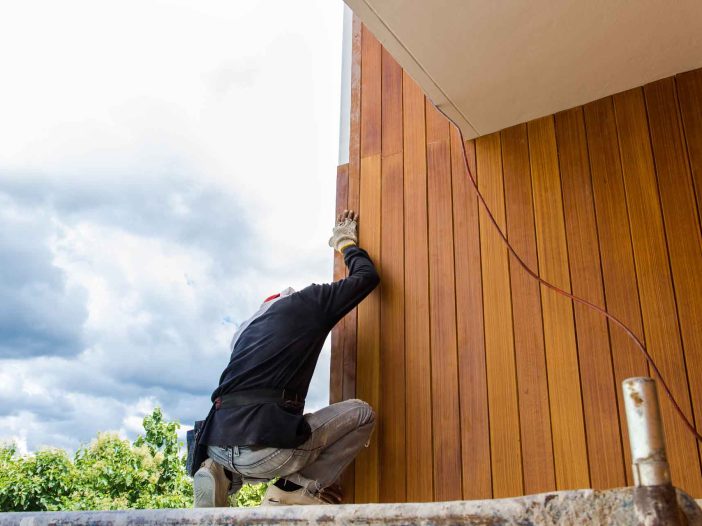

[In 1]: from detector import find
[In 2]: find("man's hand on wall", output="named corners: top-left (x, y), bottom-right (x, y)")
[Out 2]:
top-left (329, 209), bottom-right (359, 253)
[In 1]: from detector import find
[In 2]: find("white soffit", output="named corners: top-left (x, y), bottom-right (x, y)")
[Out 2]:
top-left (345, 0), bottom-right (702, 139)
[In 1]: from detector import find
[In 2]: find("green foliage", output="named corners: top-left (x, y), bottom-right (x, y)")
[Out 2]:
top-left (0, 446), bottom-right (75, 511)
top-left (232, 480), bottom-right (273, 508)
top-left (0, 408), bottom-right (193, 511)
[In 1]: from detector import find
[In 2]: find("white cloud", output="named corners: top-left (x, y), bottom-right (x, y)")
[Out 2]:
top-left (0, 0), bottom-right (343, 453)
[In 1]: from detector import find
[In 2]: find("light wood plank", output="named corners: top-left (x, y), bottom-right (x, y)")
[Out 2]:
top-left (403, 72), bottom-right (433, 502)
top-left (355, 154), bottom-right (382, 502)
top-left (555, 108), bottom-right (625, 489)
top-left (613, 88), bottom-right (701, 495)
top-left (360, 25), bottom-right (381, 158)
top-left (501, 123), bottom-right (556, 494)
top-left (584, 97), bottom-right (648, 487)
top-left (354, 22), bottom-right (382, 503)
top-left (477, 132), bottom-right (523, 498)
top-left (378, 48), bottom-right (405, 503)
top-left (528, 116), bottom-right (589, 490)
top-left (426, 102), bottom-right (462, 501)
top-left (645, 78), bottom-right (702, 482)
top-left (451, 130), bottom-right (492, 499)
top-left (381, 48), bottom-right (403, 157)
top-left (426, 97), bottom-right (449, 143)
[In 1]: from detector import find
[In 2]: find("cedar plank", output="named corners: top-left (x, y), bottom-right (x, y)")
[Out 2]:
top-left (477, 132), bottom-right (524, 498)
top-left (501, 123), bottom-right (556, 494)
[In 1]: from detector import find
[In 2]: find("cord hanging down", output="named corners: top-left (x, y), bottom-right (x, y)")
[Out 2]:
top-left (447, 119), bottom-right (702, 445)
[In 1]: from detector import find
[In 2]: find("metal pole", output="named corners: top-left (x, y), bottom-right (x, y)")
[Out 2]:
top-left (623, 377), bottom-right (683, 526)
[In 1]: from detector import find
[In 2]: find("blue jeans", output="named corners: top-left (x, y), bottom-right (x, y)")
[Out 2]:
top-left (207, 399), bottom-right (375, 495)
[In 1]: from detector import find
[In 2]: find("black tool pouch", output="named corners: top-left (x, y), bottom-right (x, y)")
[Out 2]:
top-left (187, 404), bottom-right (216, 477)
top-left (186, 420), bottom-right (204, 477)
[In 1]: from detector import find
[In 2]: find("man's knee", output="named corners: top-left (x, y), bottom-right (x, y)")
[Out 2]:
top-left (347, 399), bottom-right (375, 427)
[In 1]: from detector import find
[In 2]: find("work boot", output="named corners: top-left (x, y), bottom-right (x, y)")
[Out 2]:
top-left (318, 482), bottom-right (343, 504)
top-left (260, 481), bottom-right (327, 506)
top-left (193, 458), bottom-right (230, 507)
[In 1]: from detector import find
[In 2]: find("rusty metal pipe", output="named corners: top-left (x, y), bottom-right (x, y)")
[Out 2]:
top-left (623, 377), bottom-right (684, 526)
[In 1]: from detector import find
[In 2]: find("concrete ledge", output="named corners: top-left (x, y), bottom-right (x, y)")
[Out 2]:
top-left (1, 488), bottom-right (701, 526)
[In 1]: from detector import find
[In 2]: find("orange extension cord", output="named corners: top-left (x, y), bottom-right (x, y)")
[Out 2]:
top-left (446, 119), bottom-right (702, 444)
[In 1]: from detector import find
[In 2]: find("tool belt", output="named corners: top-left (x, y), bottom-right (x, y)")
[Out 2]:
top-left (214, 388), bottom-right (305, 410)
top-left (187, 388), bottom-right (305, 476)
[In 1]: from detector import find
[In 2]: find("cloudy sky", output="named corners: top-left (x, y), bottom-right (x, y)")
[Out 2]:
top-left (0, 0), bottom-right (344, 453)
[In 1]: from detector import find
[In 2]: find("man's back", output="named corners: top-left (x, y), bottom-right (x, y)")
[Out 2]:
top-left (202, 245), bottom-right (379, 449)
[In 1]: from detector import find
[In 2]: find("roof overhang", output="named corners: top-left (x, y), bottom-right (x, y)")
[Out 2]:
top-left (344, 0), bottom-right (702, 139)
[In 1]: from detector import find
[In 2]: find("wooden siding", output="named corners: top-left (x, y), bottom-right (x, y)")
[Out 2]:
top-left (331, 21), bottom-right (702, 501)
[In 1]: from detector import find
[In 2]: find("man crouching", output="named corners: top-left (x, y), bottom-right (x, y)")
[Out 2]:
top-left (191, 210), bottom-right (379, 506)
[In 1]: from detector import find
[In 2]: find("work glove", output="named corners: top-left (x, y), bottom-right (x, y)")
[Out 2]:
top-left (328, 209), bottom-right (358, 253)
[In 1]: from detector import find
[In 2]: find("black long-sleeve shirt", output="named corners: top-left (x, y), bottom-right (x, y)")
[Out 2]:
top-left (202, 246), bottom-right (379, 449)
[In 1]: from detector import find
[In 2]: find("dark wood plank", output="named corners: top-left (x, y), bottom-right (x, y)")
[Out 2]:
top-left (676, 69), bottom-right (702, 227)
top-left (555, 108), bottom-right (625, 489)
top-left (501, 123), bottom-right (556, 494)
top-left (451, 129), bottom-right (492, 500)
top-left (402, 71), bottom-right (433, 502)
top-left (528, 116), bottom-right (589, 490)
top-left (645, 78), bottom-right (702, 480)
top-left (584, 97), bottom-right (648, 487)
top-left (340, 15), bottom-right (363, 502)
top-left (378, 48), bottom-right (405, 504)
top-left (343, 17), bottom-right (362, 404)
top-left (677, 69), bottom-right (702, 470)
top-left (426, 102), bottom-right (462, 501)
top-left (330, 164), bottom-right (349, 405)
top-left (476, 132), bottom-right (523, 498)
top-left (613, 88), bottom-right (701, 495)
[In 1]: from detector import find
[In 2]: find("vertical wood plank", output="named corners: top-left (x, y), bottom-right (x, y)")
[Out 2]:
top-left (403, 72), bottom-right (433, 502)
top-left (360, 25), bottom-right (381, 158)
top-left (584, 97), bottom-right (648, 487)
top-left (501, 123), bottom-right (556, 494)
top-left (343, 15), bottom-right (362, 405)
top-left (426, 102), bottom-right (463, 501)
top-left (426, 99), bottom-right (449, 142)
top-left (340, 16), bottom-right (363, 503)
top-left (381, 49), bottom-right (403, 156)
top-left (379, 48), bottom-right (406, 503)
top-left (330, 164), bottom-right (349, 405)
top-left (677, 69), bottom-right (702, 479)
top-left (645, 78), bottom-right (702, 476)
top-left (355, 154), bottom-right (382, 503)
top-left (477, 132), bottom-right (524, 498)
top-left (355, 24), bottom-right (382, 504)
top-left (555, 108), bottom-right (626, 489)
top-left (676, 70), bottom-right (702, 223)
top-left (451, 130), bottom-right (492, 499)
top-left (528, 116), bottom-right (590, 490)
top-left (613, 88), bottom-right (702, 495)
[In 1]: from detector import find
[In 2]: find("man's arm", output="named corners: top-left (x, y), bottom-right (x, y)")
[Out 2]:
top-left (298, 210), bottom-right (380, 327)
